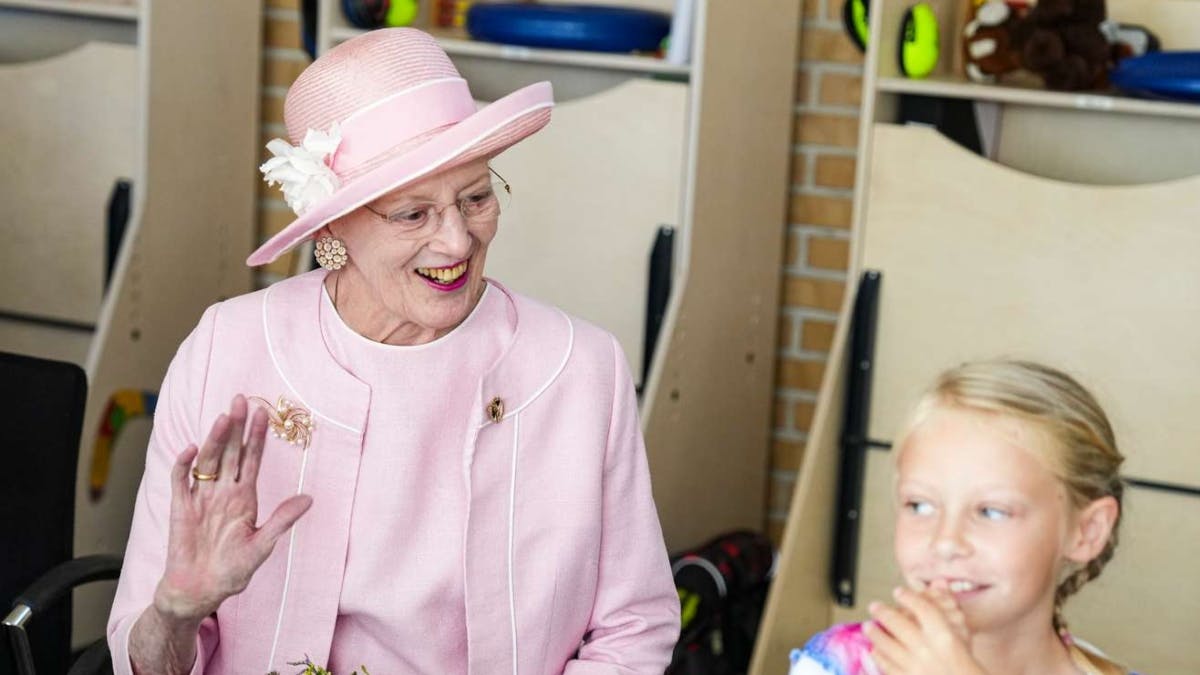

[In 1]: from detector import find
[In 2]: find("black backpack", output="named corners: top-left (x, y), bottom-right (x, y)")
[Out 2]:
top-left (667, 531), bottom-right (776, 675)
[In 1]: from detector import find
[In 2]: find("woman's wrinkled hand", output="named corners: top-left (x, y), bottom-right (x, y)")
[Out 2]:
top-left (152, 395), bottom-right (313, 622)
top-left (863, 584), bottom-right (986, 675)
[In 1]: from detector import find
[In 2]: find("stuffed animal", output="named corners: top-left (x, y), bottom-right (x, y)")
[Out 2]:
top-left (962, 0), bottom-right (1119, 91)
top-left (1017, 0), bottom-right (1111, 89)
top-left (962, 0), bottom-right (1025, 83)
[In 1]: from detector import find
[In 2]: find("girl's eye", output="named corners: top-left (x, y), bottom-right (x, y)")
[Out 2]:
top-left (980, 506), bottom-right (1009, 521)
top-left (904, 500), bottom-right (934, 516)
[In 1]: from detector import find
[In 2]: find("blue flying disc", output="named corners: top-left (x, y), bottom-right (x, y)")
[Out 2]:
top-left (341, 0), bottom-right (386, 29)
top-left (1110, 51), bottom-right (1200, 102)
top-left (465, 4), bottom-right (672, 53)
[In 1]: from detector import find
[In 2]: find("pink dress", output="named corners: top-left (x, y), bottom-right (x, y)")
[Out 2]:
top-left (320, 283), bottom-right (513, 673)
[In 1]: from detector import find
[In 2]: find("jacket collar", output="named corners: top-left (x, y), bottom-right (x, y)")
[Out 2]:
top-left (262, 270), bottom-right (370, 435)
top-left (263, 270), bottom-right (574, 434)
top-left (474, 279), bottom-right (574, 427)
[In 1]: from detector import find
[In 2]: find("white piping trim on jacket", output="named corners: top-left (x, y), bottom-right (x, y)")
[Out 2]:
top-left (262, 284), bottom-right (362, 434)
top-left (266, 445), bottom-right (312, 671)
top-left (480, 308), bottom-right (574, 429)
top-left (507, 413), bottom-right (520, 675)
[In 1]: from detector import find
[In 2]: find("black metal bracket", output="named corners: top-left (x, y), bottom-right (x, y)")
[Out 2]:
top-left (642, 225), bottom-right (675, 387)
top-left (1122, 477), bottom-right (1200, 498)
top-left (831, 270), bottom-right (882, 608)
top-left (842, 436), bottom-right (893, 451)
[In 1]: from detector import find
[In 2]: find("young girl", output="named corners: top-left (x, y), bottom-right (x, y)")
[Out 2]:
top-left (790, 360), bottom-right (1135, 675)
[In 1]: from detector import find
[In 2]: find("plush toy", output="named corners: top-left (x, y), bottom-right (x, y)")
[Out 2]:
top-left (962, 0), bottom-right (1121, 91)
top-left (1017, 0), bottom-right (1111, 89)
top-left (962, 0), bottom-right (1025, 83)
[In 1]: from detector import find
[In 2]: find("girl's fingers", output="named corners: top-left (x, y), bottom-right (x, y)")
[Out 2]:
top-left (934, 593), bottom-right (970, 641)
top-left (893, 587), bottom-right (950, 631)
top-left (863, 621), bottom-right (907, 674)
top-left (218, 396), bottom-right (248, 485)
top-left (869, 649), bottom-right (904, 675)
top-left (239, 408), bottom-right (270, 486)
top-left (869, 600), bottom-right (922, 647)
top-left (926, 581), bottom-right (969, 626)
top-left (193, 413), bottom-right (231, 481)
top-left (894, 587), bottom-right (968, 650)
top-left (926, 580), bottom-right (962, 618)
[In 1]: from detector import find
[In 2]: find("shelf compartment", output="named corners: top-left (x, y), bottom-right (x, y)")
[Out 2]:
top-left (0, 41), bottom-right (137, 325)
top-left (0, 0), bottom-right (138, 21)
top-left (329, 25), bottom-right (690, 78)
top-left (877, 75), bottom-right (1200, 121)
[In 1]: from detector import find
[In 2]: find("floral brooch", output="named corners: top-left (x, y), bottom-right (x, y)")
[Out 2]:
top-left (250, 396), bottom-right (315, 449)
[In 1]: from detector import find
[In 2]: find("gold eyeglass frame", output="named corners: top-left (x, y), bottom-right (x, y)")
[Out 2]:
top-left (362, 166), bottom-right (511, 225)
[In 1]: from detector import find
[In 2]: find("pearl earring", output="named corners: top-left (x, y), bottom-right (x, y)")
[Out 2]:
top-left (314, 235), bottom-right (347, 270)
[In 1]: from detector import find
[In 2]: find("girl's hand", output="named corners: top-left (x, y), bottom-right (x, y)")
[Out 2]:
top-left (863, 586), bottom-right (986, 675)
top-left (924, 579), bottom-right (970, 642)
top-left (153, 395), bottom-right (313, 621)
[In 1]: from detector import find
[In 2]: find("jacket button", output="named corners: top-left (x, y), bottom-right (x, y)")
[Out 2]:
top-left (487, 396), bottom-right (504, 423)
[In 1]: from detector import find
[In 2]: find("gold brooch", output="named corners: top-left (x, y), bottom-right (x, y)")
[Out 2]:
top-left (486, 396), bottom-right (505, 423)
top-left (250, 395), bottom-right (315, 449)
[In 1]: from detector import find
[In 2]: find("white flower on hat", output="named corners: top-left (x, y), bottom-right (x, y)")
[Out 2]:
top-left (259, 124), bottom-right (342, 215)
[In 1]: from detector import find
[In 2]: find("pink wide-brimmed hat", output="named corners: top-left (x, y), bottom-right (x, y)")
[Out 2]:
top-left (248, 28), bottom-right (554, 266)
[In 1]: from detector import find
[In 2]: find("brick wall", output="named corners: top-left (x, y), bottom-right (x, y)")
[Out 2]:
top-left (767, 0), bottom-right (863, 545)
top-left (258, 0), bottom-right (311, 287)
top-left (252, 2), bottom-right (866, 546)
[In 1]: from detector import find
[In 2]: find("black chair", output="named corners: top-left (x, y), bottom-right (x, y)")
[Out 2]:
top-left (0, 351), bottom-right (120, 675)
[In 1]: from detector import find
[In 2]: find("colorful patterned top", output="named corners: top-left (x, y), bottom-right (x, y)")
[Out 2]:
top-left (789, 624), bottom-right (880, 675)
top-left (789, 623), bottom-right (1141, 675)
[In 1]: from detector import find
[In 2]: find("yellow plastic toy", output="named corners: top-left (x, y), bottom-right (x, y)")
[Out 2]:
top-left (385, 0), bottom-right (419, 27)
top-left (899, 2), bottom-right (939, 78)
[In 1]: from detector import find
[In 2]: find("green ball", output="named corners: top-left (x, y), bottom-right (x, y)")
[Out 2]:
top-left (385, 0), bottom-right (419, 26)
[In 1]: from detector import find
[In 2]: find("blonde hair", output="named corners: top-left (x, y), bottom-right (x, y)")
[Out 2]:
top-left (904, 360), bottom-right (1125, 643)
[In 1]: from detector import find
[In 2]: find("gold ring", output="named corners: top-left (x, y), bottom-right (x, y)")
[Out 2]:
top-left (191, 467), bottom-right (220, 482)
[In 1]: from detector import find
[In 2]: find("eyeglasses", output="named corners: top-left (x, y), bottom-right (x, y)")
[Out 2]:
top-left (363, 168), bottom-right (511, 238)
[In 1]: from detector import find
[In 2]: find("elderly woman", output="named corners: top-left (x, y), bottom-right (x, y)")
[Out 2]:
top-left (107, 28), bottom-right (679, 674)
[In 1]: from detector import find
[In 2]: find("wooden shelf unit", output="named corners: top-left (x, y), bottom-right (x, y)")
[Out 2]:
top-left (0, 0), bottom-right (260, 646)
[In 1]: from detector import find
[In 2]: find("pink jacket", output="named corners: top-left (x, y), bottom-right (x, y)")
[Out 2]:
top-left (107, 271), bottom-right (680, 674)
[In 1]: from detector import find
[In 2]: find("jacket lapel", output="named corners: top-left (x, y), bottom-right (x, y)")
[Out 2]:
top-left (256, 271), bottom-right (371, 671)
top-left (263, 270), bottom-right (371, 437)
top-left (464, 282), bottom-right (574, 674)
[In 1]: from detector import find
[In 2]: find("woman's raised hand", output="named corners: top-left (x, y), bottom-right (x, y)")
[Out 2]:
top-left (152, 395), bottom-right (313, 621)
